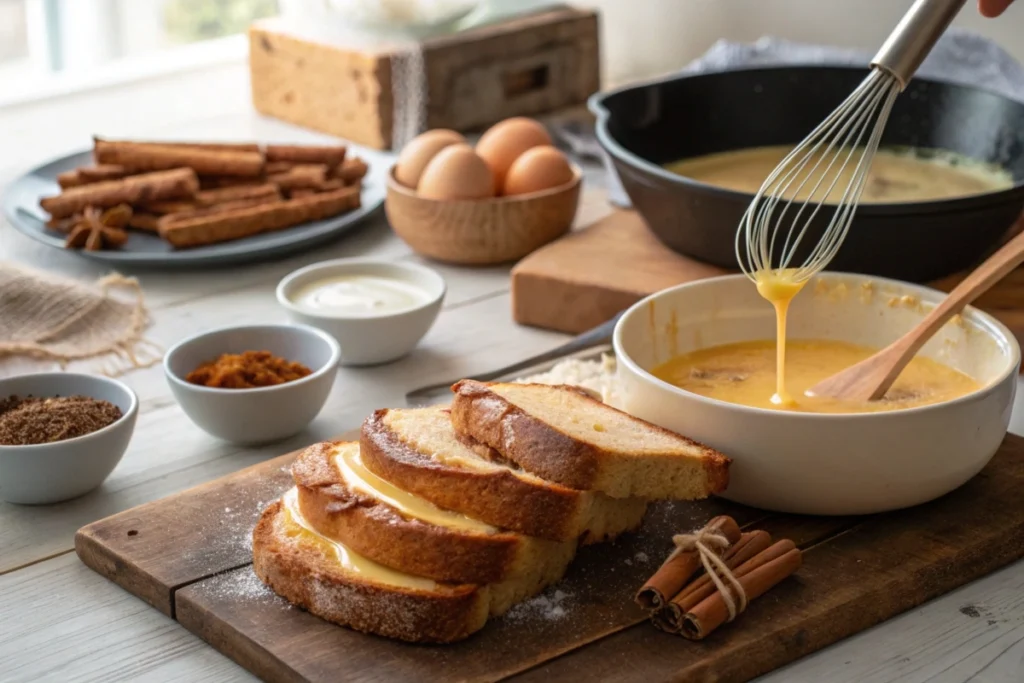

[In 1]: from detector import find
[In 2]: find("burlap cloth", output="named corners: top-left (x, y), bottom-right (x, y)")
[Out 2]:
top-left (0, 262), bottom-right (160, 375)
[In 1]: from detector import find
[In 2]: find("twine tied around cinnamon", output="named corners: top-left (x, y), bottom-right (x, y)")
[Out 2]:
top-left (671, 524), bottom-right (748, 622)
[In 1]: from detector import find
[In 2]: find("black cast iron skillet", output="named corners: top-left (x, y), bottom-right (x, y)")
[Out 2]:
top-left (589, 66), bottom-right (1024, 283)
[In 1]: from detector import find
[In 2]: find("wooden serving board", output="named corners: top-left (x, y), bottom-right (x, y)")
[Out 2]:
top-left (76, 430), bottom-right (1024, 683)
top-left (511, 209), bottom-right (1024, 340)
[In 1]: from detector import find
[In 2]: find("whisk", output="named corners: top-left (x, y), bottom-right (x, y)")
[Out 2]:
top-left (736, 0), bottom-right (968, 284)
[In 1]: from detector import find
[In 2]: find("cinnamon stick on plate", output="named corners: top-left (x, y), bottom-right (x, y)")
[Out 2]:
top-left (127, 212), bottom-right (161, 232)
top-left (268, 164), bottom-right (329, 191)
top-left (158, 196), bottom-right (286, 227)
top-left (79, 164), bottom-right (129, 183)
top-left (266, 144), bottom-right (346, 166)
top-left (195, 183), bottom-right (280, 206)
top-left (333, 157), bottom-right (369, 184)
top-left (40, 168), bottom-right (199, 218)
top-left (159, 185), bottom-right (361, 248)
top-left (94, 138), bottom-right (260, 154)
top-left (94, 138), bottom-right (264, 176)
top-left (636, 516), bottom-right (741, 611)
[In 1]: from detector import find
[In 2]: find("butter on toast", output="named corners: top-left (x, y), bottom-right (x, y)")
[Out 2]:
top-left (252, 492), bottom-right (571, 644)
top-left (291, 441), bottom-right (576, 585)
top-left (360, 407), bottom-right (649, 542)
top-left (449, 380), bottom-right (731, 499)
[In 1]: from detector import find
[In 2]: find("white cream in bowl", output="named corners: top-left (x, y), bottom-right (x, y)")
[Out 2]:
top-left (613, 272), bottom-right (1020, 516)
top-left (277, 258), bottom-right (446, 366)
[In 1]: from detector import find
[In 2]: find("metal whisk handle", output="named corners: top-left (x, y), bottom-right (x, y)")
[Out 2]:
top-left (870, 0), bottom-right (967, 89)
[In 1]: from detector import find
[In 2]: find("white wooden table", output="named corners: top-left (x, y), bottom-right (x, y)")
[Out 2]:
top-left (1, 99), bottom-right (1023, 683)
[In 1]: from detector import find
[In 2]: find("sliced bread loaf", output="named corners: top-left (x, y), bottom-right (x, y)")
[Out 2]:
top-left (291, 440), bottom-right (576, 585)
top-left (449, 379), bottom-right (731, 499)
top-left (252, 490), bottom-right (572, 643)
top-left (360, 407), bottom-right (648, 542)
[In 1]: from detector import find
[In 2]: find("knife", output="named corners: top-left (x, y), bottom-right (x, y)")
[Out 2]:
top-left (404, 311), bottom-right (625, 405)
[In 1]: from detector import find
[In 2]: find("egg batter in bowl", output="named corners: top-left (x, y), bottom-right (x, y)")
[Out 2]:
top-left (651, 338), bottom-right (980, 414)
top-left (612, 272), bottom-right (1020, 514)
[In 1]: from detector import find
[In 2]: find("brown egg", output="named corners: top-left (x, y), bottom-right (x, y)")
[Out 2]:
top-left (502, 146), bottom-right (575, 196)
top-left (394, 129), bottom-right (466, 188)
top-left (475, 117), bottom-right (553, 191)
top-left (416, 144), bottom-right (495, 200)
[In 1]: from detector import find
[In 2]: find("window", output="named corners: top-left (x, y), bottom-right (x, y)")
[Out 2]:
top-left (0, 0), bottom-right (280, 103)
top-left (0, 0), bottom-right (29, 65)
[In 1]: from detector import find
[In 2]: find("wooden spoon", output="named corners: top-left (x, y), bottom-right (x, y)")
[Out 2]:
top-left (808, 227), bottom-right (1024, 402)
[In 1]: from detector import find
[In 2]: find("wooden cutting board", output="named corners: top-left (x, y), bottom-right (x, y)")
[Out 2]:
top-left (511, 209), bottom-right (1024, 339)
top-left (76, 431), bottom-right (1024, 683)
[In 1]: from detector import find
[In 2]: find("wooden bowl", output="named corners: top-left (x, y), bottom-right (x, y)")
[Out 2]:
top-left (385, 165), bottom-right (581, 265)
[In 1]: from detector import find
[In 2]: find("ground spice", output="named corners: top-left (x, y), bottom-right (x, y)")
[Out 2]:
top-left (0, 395), bottom-right (123, 446)
top-left (186, 350), bottom-right (312, 389)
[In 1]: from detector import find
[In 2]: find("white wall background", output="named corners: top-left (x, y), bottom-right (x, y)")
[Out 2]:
top-left (570, 0), bottom-right (1024, 85)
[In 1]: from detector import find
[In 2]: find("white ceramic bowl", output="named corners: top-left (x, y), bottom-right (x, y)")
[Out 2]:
top-left (276, 258), bottom-right (446, 366)
top-left (0, 373), bottom-right (138, 505)
top-left (613, 272), bottom-right (1020, 516)
top-left (164, 324), bottom-right (340, 445)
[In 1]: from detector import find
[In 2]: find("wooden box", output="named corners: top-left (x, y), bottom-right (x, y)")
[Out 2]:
top-left (248, 5), bottom-right (600, 149)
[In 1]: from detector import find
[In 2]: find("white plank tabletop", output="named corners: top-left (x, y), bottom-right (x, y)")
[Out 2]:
top-left (1, 88), bottom-right (1023, 683)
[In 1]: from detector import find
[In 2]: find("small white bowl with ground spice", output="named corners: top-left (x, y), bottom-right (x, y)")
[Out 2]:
top-left (164, 323), bottom-right (341, 445)
top-left (0, 373), bottom-right (138, 505)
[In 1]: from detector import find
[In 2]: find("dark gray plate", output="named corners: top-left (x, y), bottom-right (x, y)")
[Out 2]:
top-left (2, 148), bottom-right (389, 268)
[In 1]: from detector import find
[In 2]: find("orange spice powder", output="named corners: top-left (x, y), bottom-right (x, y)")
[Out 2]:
top-left (186, 350), bottom-right (312, 389)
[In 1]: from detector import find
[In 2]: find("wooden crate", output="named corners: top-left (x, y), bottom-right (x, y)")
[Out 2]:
top-left (249, 6), bottom-right (600, 149)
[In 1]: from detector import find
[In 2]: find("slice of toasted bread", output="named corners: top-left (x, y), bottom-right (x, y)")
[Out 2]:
top-left (253, 492), bottom-right (571, 643)
top-left (449, 380), bottom-right (731, 499)
top-left (291, 440), bottom-right (576, 585)
top-left (360, 407), bottom-right (648, 542)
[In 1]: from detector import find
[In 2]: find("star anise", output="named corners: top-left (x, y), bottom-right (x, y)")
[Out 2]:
top-left (64, 204), bottom-right (132, 251)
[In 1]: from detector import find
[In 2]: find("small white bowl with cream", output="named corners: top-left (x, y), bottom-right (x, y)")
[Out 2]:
top-left (613, 272), bottom-right (1020, 516)
top-left (276, 258), bottom-right (446, 366)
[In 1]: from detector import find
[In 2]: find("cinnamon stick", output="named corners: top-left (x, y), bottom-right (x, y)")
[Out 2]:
top-left (268, 164), bottom-right (329, 191)
top-left (40, 168), bottom-right (199, 218)
top-left (58, 165), bottom-right (127, 189)
top-left (195, 183), bottom-right (280, 206)
top-left (79, 164), bottom-right (129, 183)
top-left (93, 138), bottom-right (260, 154)
top-left (94, 138), bottom-right (264, 177)
top-left (198, 176), bottom-right (268, 190)
top-left (680, 540), bottom-right (802, 641)
top-left (333, 157), bottom-right (368, 184)
top-left (57, 170), bottom-right (85, 189)
top-left (287, 189), bottom-right (318, 199)
top-left (158, 196), bottom-right (285, 227)
top-left (140, 199), bottom-right (200, 215)
top-left (127, 212), bottom-right (161, 232)
top-left (264, 161), bottom-right (295, 175)
top-left (266, 143), bottom-right (346, 166)
top-left (652, 530), bottom-right (773, 633)
top-left (635, 516), bottom-right (741, 611)
top-left (159, 185), bottom-right (360, 248)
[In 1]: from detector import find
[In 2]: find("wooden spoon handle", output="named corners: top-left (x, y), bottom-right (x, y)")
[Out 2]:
top-left (891, 226), bottom-right (1024, 365)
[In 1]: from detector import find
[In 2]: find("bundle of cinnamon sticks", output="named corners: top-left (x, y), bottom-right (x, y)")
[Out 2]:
top-left (635, 516), bottom-right (802, 640)
top-left (40, 138), bottom-right (369, 250)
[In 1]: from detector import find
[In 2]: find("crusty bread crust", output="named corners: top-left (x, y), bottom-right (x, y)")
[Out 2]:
top-left (360, 408), bottom-right (647, 542)
top-left (449, 380), bottom-right (732, 499)
top-left (252, 501), bottom-right (490, 644)
top-left (291, 441), bottom-right (566, 585)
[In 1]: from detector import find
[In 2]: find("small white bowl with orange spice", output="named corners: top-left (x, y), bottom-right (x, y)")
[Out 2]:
top-left (164, 324), bottom-right (340, 445)
top-left (385, 118), bottom-right (582, 265)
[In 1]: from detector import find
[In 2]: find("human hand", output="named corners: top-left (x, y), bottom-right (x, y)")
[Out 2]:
top-left (979, 0), bottom-right (1015, 17)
